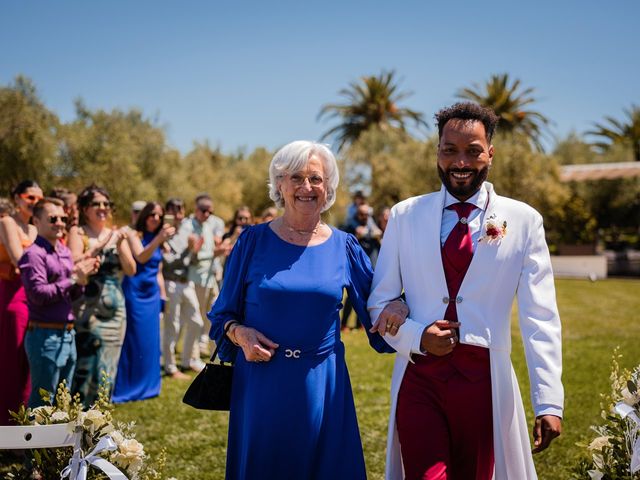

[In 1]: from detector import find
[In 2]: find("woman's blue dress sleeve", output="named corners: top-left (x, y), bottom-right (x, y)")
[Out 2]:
top-left (208, 227), bottom-right (257, 362)
top-left (345, 234), bottom-right (395, 354)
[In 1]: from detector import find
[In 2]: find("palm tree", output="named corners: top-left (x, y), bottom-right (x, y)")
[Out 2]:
top-left (587, 105), bottom-right (640, 161)
top-left (456, 73), bottom-right (550, 151)
top-left (318, 70), bottom-right (427, 151)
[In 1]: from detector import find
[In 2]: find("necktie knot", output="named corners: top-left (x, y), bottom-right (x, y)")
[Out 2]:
top-left (447, 203), bottom-right (475, 223)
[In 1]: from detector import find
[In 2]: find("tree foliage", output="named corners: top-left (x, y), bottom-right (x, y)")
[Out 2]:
top-left (0, 76), bottom-right (59, 194)
top-left (588, 105), bottom-right (640, 161)
top-left (457, 73), bottom-right (550, 152)
top-left (318, 70), bottom-right (428, 152)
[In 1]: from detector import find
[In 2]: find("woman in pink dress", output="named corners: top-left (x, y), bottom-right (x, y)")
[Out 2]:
top-left (0, 180), bottom-right (42, 424)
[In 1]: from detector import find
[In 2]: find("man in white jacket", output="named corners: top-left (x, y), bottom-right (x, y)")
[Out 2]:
top-left (368, 102), bottom-right (563, 479)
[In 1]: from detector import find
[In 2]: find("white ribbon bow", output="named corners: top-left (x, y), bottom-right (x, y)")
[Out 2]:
top-left (60, 435), bottom-right (127, 480)
top-left (614, 401), bottom-right (640, 474)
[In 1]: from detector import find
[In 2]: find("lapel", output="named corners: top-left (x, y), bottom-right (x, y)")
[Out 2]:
top-left (416, 185), bottom-right (448, 292)
top-left (459, 182), bottom-right (498, 294)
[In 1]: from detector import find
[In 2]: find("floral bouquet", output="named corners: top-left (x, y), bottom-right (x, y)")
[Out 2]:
top-left (7, 381), bottom-right (167, 480)
top-left (574, 350), bottom-right (640, 479)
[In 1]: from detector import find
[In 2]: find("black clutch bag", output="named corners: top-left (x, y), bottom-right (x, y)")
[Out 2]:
top-left (182, 340), bottom-right (233, 411)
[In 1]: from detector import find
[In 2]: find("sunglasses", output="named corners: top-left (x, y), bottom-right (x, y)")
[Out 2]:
top-left (20, 193), bottom-right (44, 203)
top-left (48, 215), bottom-right (69, 224)
top-left (90, 201), bottom-right (112, 209)
top-left (198, 207), bottom-right (212, 214)
top-left (149, 213), bottom-right (163, 219)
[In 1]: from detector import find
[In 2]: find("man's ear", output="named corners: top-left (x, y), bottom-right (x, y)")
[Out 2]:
top-left (488, 144), bottom-right (494, 165)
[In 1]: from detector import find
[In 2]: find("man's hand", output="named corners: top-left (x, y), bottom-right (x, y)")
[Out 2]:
top-left (73, 257), bottom-right (100, 286)
top-left (370, 300), bottom-right (409, 336)
top-left (188, 234), bottom-right (204, 253)
top-left (419, 320), bottom-right (459, 356)
top-left (532, 415), bottom-right (562, 454)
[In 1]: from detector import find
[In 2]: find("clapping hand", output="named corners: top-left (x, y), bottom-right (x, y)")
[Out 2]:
top-left (73, 257), bottom-right (100, 285)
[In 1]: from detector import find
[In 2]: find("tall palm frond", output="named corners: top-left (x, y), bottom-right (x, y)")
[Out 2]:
top-left (318, 70), bottom-right (427, 151)
top-left (457, 73), bottom-right (550, 151)
top-left (587, 105), bottom-right (640, 161)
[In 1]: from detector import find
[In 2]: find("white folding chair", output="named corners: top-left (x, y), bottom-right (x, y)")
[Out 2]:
top-left (0, 423), bottom-right (76, 449)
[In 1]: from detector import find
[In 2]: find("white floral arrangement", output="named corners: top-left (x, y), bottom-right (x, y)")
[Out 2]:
top-left (574, 350), bottom-right (640, 479)
top-left (7, 381), bottom-right (168, 480)
top-left (478, 214), bottom-right (507, 244)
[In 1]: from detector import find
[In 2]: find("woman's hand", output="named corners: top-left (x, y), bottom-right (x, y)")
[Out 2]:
top-left (233, 326), bottom-right (279, 363)
top-left (369, 299), bottom-right (409, 336)
top-left (159, 224), bottom-right (176, 242)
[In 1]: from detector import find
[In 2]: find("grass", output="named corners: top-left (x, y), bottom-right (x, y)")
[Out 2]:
top-left (2, 278), bottom-right (639, 479)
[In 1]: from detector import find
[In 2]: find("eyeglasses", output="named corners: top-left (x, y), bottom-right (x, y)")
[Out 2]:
top-left (48, 215), bottom-right (69, 224)
top-left (90, 201), bottom-right (112, 209)
top-left (20, 194), bottom-right (44, 203)
top-left (237, 216), bottom-right (251, 222)
top-left (149, 213), bottom-right (163, 219)
top-left (287, 173), bottom-right (324, 186)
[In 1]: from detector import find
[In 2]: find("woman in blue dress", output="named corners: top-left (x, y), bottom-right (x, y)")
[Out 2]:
top-left (209, 141), bottom-right (407, 479)
top-left (113, 202), bottom-right (175, 403)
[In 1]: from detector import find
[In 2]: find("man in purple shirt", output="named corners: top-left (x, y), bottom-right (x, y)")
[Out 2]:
top-left (18, 198), bottom-right (97, 407)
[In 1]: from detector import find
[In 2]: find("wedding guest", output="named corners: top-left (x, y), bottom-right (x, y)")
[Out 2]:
top-left (162, 198), bottom-right (203, 379)
top-left (376, 205), bottom-right (391, 237)
top-left (129, 200), bottom-right (146, 229)
top-left (258, 206), bottom-right (278, 224)
top-left (18, 198), bottom-right (98, 408)
top-left (341, 202), bottom-right (382, 330)
top-left (0, 180), bottom-right (41, 423)
top-left (185, 194), bottom-right (225, 360)
top-left (209, 140), bottom-right (406, 479)
top-left (112, 202), bottom-right (175, 402)
top-left (222, 206), bottom-right (253, 244)
top-left (49, 187), bottom-right (79, 230)
top-left (68, 184), bottom-right (136, 406)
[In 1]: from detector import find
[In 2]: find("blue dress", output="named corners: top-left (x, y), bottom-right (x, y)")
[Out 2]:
top-left (112, 231), bottom-right (162, 403)
top-left (209, 223), bottom-right (393, 480)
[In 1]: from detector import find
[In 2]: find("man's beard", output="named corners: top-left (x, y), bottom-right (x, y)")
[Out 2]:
top-left (437, 165), bottom-right (489, 200)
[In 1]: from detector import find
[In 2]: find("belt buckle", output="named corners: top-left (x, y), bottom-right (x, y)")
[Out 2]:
top-left (284, 348), bottom-right (301, 359)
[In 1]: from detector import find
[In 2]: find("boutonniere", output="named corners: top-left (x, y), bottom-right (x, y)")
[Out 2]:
top-left (479, 214), bottom-right (507, 244)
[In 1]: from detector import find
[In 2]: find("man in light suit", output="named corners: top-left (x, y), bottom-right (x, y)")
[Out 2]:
top-left (368, 102), bottom-right (563, 479)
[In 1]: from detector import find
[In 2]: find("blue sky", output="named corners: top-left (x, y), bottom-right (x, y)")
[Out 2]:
top-left (1, 0), bottom-right (638, 154)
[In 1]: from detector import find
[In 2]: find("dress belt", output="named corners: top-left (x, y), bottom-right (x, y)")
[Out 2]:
top-left (28, 321), bottom-right (74, 331)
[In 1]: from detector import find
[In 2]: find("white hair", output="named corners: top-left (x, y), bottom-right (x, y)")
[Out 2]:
top-left (268, 140), bottom-right (339, 212)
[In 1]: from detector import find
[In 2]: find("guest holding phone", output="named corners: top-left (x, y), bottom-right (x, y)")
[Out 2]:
top-left (112, 202), bottom-right (175, 402)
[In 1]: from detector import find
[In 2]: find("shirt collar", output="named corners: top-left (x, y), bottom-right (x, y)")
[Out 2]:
top-left (443, 182), bottom-right (488, 211)
top-left (34, 235), bottom-right (56, 253)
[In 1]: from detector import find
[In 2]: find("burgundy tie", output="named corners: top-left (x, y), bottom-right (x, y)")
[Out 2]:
top-left (443, 203), bottom-right (475, 274)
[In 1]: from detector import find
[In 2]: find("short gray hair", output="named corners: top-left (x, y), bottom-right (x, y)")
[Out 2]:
top-left (268, 140), bottom-right (339, 212)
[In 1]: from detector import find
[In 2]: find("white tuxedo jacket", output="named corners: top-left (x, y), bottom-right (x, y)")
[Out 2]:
top-left (368, 182), bottom-right (563, 480)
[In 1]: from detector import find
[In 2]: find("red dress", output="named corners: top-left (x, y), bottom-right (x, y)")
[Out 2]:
top-left (0, 229), bottom-right (32, 425)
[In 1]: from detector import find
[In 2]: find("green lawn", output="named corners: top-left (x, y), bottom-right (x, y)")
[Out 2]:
top-left (2, 278), bottom-right (639, 479)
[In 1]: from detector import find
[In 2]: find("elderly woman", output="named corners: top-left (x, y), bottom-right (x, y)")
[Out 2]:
top-left (209, 141), bottom-right (405, 479)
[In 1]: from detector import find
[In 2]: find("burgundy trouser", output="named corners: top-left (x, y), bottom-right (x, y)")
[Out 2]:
top-left (396, 345), bottom-right (494, 480)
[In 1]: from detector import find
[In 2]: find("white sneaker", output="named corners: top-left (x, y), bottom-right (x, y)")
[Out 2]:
top-left (188, 359), bottom-right (206, 373)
